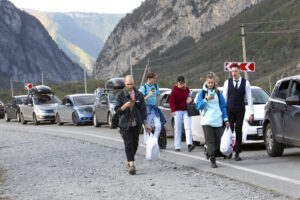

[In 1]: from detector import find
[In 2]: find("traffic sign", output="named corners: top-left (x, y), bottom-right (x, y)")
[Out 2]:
top-left (224, 62), bottom-right (255, 72)
top-left (25, 83), bottom-right (33, 90)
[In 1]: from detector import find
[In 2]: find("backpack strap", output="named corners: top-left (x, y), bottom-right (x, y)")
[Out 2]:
top-left (202, 89), bottom-right (221, 104)
top-left (144, 83), bottom-right (158, 95)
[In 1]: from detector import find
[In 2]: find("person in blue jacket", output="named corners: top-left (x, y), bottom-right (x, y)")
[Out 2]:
top-left (196, 72), bottom-right (230, 168)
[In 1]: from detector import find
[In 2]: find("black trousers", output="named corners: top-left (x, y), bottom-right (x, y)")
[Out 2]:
top-left (121, 126), bottom-right (141, 162)
top-left (227, 107), bottom-right (245, 153)
top-left (202, 125), bottom-right (223, 158)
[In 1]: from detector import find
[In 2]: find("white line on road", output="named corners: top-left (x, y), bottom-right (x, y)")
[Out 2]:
top-left (2, 124), bottom-right (300, 186)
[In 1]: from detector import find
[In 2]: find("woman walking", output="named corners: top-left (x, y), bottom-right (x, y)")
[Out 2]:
top-left (169, 76), bottom-right (195, 152)
top-left (196, 73), bottom-right (230, 168)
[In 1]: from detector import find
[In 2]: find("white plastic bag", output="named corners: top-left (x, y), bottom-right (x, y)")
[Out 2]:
top-left (146, 134), bottom-right (160, 160)
top-left (220, 127), bottom-right (236, 157)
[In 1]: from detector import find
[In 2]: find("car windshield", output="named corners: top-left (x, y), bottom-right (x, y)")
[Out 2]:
top-left (190, 90), bottom-right (201, 99)
top-left (73, 95), bottom-right (97, 106)
top-left (248, 88), bottom-right (269, 104)
top-left (33, 95), bottom-right (60, 105)
top-left (16, 97), bottom-right (27, 104)
top-left (108, 90), bottom-right (121, 103)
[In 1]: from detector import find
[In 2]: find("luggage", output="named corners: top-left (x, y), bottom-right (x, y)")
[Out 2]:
top-left (107, 78), bottom-right (125, 89)
top-left (158, 126), bottom-right (167, 149)
top-left (30, 85), bottom-right (53, 95)
top-left (151, 126), bottom-right (167, 149)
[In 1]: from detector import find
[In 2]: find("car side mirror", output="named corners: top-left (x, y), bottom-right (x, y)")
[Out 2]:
top-left (286, 96), bottom-right (300, 106)
top-left (65, 103), bottom-right (71, 107)
top-left (163, 103), bottom-right (170, 108)
top-left (101, 100), bottom-right (107, 105)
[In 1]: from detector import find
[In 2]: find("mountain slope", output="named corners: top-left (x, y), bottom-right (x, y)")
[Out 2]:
top-left (93, 0), bottom-right (262, 79)
top-left (26, 10), bottom-right (124, 73)
top-left (0, 0), bottom-right (84, 83)
top-left (131, 0), bottom-right (300, 88)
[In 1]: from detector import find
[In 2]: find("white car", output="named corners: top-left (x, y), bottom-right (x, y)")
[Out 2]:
top-left (191, 86), bottom-right (269, 145)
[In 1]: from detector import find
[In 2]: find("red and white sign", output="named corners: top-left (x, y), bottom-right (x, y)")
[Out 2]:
top-left (24, 83), bottom-right (33, 90)
top-left (224, 62), bottom-right (255, 72)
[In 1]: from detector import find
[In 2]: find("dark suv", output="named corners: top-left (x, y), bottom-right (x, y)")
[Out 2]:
top-left (263, 75), bottom-right (300, 157)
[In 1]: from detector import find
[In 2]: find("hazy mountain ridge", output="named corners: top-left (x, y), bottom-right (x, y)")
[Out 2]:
top-left (26, 9), bottom-right (124, 73)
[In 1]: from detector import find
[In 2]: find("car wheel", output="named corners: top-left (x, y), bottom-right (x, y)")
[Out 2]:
top-left (56, 114), bottom-right (64, 126)
top-left (108, 113), bottom-right (116, 129)
top-left (21, 113), bottom-right (27, 125)
top-left (72, 113), bottom-right (79, 126)
top-left (16, 112), bottom-right (21, 122)
top-left (93, 113), bottom-right (101, 127)
top-left (264, 123), bottom-right (284, 157)
top-left (33, 113), bottom-right (39, 125)
top-left (5, 112), bottom-right (10, 122)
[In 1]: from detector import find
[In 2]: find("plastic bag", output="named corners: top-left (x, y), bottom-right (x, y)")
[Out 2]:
top-left (220, 127), bottom-right (236, 157)
top-left (146, 134), bottom-right (160, 160)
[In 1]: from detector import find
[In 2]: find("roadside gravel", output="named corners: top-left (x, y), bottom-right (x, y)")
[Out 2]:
top-left (0, 127), bottom-right (291, 200)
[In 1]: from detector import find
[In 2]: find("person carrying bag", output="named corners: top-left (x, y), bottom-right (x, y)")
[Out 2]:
top-left (169, 76), bottom-right (196, 152)
top-left (196, 72), bottom-right (230, 168)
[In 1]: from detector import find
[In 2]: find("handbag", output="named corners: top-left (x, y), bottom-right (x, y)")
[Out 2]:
top-left (187, 103), bottom-right (200, 116)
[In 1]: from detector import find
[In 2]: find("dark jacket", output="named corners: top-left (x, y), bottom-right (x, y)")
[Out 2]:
top-left (115, 87), bottom-right (147, 129)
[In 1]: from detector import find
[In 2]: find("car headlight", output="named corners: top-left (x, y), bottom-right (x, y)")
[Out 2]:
top-left (36, 109), bottom-right (47, 115)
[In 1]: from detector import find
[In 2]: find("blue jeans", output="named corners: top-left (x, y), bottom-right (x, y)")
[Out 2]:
top-left (144, 110), bottom-right (161, 144)
top-left (174, 110), bottom-right (193, 149)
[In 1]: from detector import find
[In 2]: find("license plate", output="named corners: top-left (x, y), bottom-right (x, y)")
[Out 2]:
top-left (257, 128), bottom-right (263, 136)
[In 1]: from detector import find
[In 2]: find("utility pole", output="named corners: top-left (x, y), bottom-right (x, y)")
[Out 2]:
top-left (140, 59), bottom-right (150, 88)
top-left (129, 56), bottom-right (133, 76)
top-left (240, 24), bottom-right (249, 80)
top-left (269, 76), bottom-right (272, 94)
top-left (10, 78), bottom-right (14, 97)
top-left (84, 69), bottom-right (87, 94)
top-left (41, 72), bottom-right (44, 85)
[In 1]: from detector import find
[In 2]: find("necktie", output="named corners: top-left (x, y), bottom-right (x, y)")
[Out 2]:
top-left (234, 80), bottom-right (239, 89)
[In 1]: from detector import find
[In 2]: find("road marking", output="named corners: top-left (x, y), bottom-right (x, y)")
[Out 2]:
top-left (2, 124), bottom-right (300, 186)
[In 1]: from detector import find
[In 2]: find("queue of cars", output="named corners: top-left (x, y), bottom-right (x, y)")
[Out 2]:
top-left (1, 75), bottom-right (299, 158)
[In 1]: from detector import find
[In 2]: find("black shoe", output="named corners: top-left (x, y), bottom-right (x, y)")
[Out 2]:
top-left (128, 165), bottom-right (136, 175)
top-left (234, 153), bottom-right (241, 161)
top-left (188, 144), bottom-right (196, 152)
top-left (175, 149), bottom-right (181, 152)
top-left (227, 153), bottom-right (232, 159)
top-left (210, 157), bottom-right (217, 168)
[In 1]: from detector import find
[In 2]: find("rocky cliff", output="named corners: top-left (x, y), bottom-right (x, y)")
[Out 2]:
top-left (93, 0), bottom-right (262, 79)
top-left (0, 0), bottom-right (84, 83)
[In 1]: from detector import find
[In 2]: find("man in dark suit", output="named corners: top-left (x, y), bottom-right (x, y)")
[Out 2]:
top-left (223, 64), bottom-right (254, 161)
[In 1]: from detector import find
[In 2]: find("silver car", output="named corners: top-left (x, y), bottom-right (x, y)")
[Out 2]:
top-left (20, 86), bottom-right (60, 125)
top-left (56, 94), bottom-right (97, 126)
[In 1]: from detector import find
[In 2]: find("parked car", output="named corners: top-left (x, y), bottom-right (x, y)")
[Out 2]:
top-left (192, 86), bottom-right (269, 144)
top-left (93, 78), bottom-right (124, 128)
top-left (0, 100), bottom-right (4, 118)
top-left (20, 85), bottom-right (60, 125)
top-left (4, 95), bottom-right (27, 122)
top-left (263, 75), bottom-right (300, 157)
top-left (159, 89), bottom-right (201, 137)
top-left (56, 94), bottom-right (97, 126)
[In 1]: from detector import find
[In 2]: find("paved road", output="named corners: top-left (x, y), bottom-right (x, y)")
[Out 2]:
top-left (0, 119), bottom-right (299, 199)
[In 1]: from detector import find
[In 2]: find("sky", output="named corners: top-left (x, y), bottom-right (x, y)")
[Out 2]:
top-left (9, 0), bottom-right (144, 14)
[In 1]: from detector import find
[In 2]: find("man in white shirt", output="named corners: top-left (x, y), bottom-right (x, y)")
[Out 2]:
top-left (223, 64), bottom-right (254, 161)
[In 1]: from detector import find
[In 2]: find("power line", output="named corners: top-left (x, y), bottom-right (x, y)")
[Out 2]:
top-left (246, 29), bottom-right (300, 34)
top-left (242, 18), bottom-right (300, 25)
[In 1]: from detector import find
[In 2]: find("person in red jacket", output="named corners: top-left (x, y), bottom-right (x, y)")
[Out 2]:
top-left (169, 76), bottom-right (195, 152)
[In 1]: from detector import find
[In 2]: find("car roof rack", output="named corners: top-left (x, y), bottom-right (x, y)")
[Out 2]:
top-left (106, 78), bottom-right (125, 89)
top-left (29, 85), bottom-right (54, 96)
